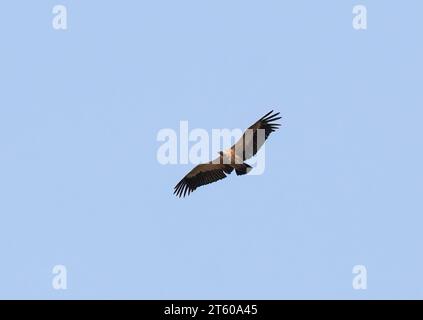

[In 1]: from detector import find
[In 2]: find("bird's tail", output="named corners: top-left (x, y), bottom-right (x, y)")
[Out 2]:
top-left (235, 163), bottom-right (252, 176)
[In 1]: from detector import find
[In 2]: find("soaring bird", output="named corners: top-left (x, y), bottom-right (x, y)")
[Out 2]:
top-left (174, 110), bottom-right (281, 197)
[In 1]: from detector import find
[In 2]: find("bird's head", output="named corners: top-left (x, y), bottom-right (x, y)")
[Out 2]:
top-left (218, 151), bottom-right (224, 156)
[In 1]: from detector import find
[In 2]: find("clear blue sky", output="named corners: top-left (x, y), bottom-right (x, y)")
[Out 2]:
top-left (0, 1), bottom-right (422, 299)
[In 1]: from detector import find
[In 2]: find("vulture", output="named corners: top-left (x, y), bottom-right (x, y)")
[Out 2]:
top-left (174, 110), bottom-right (281, 197)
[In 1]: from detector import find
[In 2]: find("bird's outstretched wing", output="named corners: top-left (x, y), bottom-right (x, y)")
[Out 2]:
top-left (174, 161), bottom-right (234, 198)
top-left (232, 110), bottom-right (281, 161)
